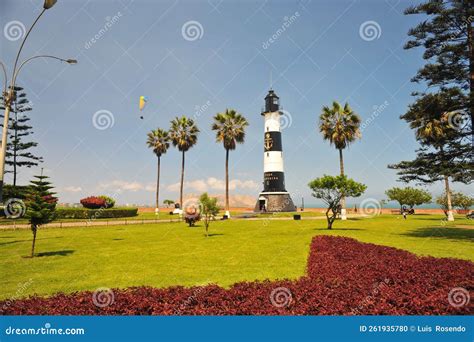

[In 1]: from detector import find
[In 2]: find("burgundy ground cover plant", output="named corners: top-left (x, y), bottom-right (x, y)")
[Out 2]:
top-left (79, 196), bottom-right (107, 209)
top-left (1, 236), bottom-right (472, 315)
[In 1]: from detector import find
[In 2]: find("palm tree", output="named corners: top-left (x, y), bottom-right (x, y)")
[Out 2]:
top-left (211, 109), bottom-right (249, 216)
top-left (169, 116), bottom-right (199, 208)
top-left (319, 101), bottom-right (361, 220)
top-left (146, 128), bottom-right (170, 213)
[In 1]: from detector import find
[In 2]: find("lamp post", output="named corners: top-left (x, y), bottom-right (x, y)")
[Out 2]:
top-left (0, 0), bottom-right (76, 202)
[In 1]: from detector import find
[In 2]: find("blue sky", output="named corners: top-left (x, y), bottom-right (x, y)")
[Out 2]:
top-left (1, 0), bottom-right (472, 206)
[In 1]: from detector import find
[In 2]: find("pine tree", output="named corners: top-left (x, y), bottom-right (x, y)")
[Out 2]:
top-left (0, 86), bottom-right (43, 186)
top-left (389, 1), bottom-right (474, 222)
top-left (25, 171), bottom-right (57, 257)
top-left (389, 90), bottom-right (472, 221)
top-left (403, 0), bottom-right (473, 138)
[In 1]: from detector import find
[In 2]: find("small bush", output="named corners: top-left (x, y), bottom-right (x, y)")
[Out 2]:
top-left (80, 196), bottom-right (115, 209)
top-left (56, 207), bottom-right (138, 219)
top-left (98, 195), bottom-right (115, 208)
top-left (80, 196), bottom-right (106, 209)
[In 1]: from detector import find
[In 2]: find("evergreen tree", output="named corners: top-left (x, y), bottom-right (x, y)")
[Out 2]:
top-left (0, 86), bottom-right (43, 186)
top-left (403, 0), bottom-right (473, 137)
top-left (389, 1), bottom-right (474, 221)
top-left (25, 172), bottom-right (57, 257)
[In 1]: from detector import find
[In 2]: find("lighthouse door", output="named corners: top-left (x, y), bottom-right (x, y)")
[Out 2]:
top-left (258, 196), bottom-right (267, 212)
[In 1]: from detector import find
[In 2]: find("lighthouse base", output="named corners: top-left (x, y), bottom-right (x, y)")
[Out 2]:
top-left (254, 192), bottom-right (296, 213)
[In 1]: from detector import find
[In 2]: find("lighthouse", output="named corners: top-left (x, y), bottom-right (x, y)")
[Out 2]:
top-left (254, 89), bottom-right (296, 212)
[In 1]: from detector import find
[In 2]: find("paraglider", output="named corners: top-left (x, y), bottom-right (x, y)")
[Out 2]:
top-left (139, 96), bottom-right (147, 119)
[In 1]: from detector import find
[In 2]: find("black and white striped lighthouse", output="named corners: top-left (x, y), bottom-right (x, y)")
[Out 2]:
top-left (254, 89), bottom-right (296, 212)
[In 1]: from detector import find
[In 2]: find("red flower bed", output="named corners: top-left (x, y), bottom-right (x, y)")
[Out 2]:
top-left (80, 196), bottom-right (106, 209)
top-left (1, 236), bottom-right (472, 315)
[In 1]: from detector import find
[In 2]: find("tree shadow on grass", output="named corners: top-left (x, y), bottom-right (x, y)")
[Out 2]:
top-left (409, 216), bottom-right (447, 220)
top-left (34, 250), bottom-right (75, 257)
top-left (0, 237), bottom-right (63, 247)
top-left (401, 226), bottom-right (474, 242)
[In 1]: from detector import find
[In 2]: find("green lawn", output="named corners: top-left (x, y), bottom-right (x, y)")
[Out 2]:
top-left (0, 209), bottom-right (324, 226)
top-left (0, 214), bottom-right (472, 300)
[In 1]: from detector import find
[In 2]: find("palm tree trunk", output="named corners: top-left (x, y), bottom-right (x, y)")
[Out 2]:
top-left (180, 151), bottom-right (185, 209)
top-left (225, 148), bottom-right (229, 213)
top-left (339, 148), bottom-right (345, 176)
top-left (339, 148), bottom-right (347, 220)
top-left (444, 175), bottom-right (454, 222)
top-left (31, 225), bottom-right (37, 257)
top-left (156, 155), bottom-right (161, 211)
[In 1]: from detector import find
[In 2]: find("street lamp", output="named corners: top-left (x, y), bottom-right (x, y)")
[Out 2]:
top-left (0, 1), bottom-right (76, 202)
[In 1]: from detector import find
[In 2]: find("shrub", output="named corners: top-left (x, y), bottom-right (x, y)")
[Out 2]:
top-left (80, 196), bottom-right (106, 209)
top-left (98, 195), bottom-right (115, 208)
top-left (56, 207), bottom-right (138, 219)
top-left (2, 184), bottom-right (31, 200)
top-left (1, 236), bottom-right (472, 315)
top-left (308, 175), bottom-right (366, 229)
top-left (80, 196), bottom-right (116, 209)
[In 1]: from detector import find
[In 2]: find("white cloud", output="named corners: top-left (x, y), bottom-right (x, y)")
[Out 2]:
top-left (99, 180), bottom-right (145, 192)
top-left (63, 186), bottom-right (82, 192)
top-left (166, 177), bottom-right (258, 193)
top-left (145, 183), bottom-right (156, 192)
top-left (167, 179), bottom-right (207, 192)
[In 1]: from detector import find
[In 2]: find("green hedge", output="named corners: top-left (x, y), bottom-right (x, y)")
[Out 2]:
top-left (56, 207), bottom-right (138, 219)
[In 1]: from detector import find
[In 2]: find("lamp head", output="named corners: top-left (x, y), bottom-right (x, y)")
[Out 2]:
top-left (66, 59), bottom-right (78, 64)
top-left (43, 0), bottom-right (57, 9)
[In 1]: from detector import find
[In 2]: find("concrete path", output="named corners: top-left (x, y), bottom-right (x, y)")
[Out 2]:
top-left (0, 214), bottom-right (367, 230)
